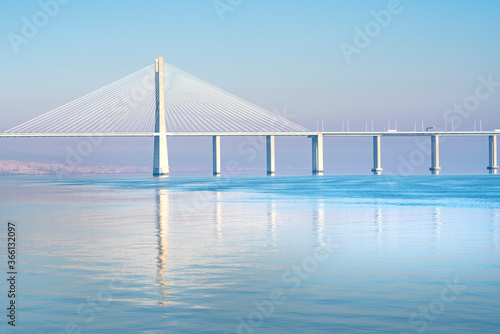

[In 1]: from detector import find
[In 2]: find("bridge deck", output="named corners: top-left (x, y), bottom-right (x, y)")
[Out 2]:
top-left (0, 131), bottom-right (499, 138)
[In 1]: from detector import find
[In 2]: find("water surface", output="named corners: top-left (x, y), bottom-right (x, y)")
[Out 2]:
top-left (1, 175), bottom-right (499, 333)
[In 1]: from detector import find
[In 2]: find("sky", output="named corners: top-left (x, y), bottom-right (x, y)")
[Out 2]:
top-left (0, 0), bottom-right (499, 174)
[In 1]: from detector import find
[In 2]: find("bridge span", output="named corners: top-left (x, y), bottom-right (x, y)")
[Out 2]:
top-left (1, 57), bottom-right (498, 176)
top-left (1, 130), bottom-right (498, 176)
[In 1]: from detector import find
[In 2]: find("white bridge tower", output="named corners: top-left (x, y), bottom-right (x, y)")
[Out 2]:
top-left (153, 57), bottom-right (169, 176)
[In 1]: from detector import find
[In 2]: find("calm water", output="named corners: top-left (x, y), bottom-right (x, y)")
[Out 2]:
top-left (1, 175), bottom-right (499, 333)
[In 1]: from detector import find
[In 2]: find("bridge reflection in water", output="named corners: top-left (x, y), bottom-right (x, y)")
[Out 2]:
top-left (152, 189), bottom-right (500, 306)
top-left (155, 189), bottom-right (169, 305)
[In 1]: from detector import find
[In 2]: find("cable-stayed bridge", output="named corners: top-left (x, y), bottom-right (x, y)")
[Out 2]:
top-left (1, 57), bottom-right (499, 175)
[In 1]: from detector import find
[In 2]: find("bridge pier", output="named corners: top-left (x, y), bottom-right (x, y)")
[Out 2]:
top-left (153, 57), bottom-right (169, 177)
top-left (266, 135), bottom-right (275, 175)
top-left (371, 135), bottom-right (383, 175)
top-left (213, 135), bottom-right (221, 176)
top-left (312, 133), bottom-right (324, 175)
top-left (488, 135), bottom-right (499, 174)
top-left (430, 135), bottom-right (441, 175)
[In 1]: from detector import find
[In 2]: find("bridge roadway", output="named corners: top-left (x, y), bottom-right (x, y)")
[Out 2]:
top-left (1, 130), bottom-right (499, 137)
top-left (1, 130), bottom-right (498, 175)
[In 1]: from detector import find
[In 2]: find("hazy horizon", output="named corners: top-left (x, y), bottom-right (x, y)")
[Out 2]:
top-left (1, 1), bottom-right (499, 174)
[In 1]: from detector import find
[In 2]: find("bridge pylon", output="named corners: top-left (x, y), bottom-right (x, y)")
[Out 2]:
top-left (153, 57), bottom-right (170, 176)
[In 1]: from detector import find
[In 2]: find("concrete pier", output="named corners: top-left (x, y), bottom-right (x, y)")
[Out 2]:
top-left (488, 135), bottom-right (499, 174)
top-left (213, 135), bottom-right (221, 176)
top-left (266, 135), bottom-right (275, 175)
top-left (371, 135), bottom-right (383, 175)
top-left (312, 133), bottom-right (324, 175)
top-left (153, 57), bottom-right (169, 176)
top-left (430, 135), bottom-right (441, 175)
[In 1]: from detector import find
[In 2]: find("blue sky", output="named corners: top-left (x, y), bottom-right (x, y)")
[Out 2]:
top-left (1, 0), bottom-right (499, 174)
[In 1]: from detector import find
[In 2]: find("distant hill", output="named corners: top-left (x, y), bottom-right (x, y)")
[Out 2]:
top-left (0, 160), bottom-right (151, 175)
